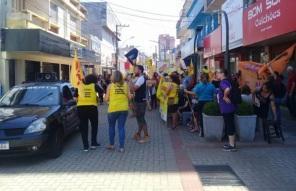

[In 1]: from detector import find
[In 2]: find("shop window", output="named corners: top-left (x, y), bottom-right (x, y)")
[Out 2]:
top-left (61, 65), bottom-right (70, 81)
top-left (25, 61), bottom-right (41, 82)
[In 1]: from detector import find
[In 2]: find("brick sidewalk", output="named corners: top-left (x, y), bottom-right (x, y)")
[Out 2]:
top-left (0, 106), bottom-right (185, 191)
top-left (0, 105), bottom-right (295, 191)
top-left (176, 108), bottom-right (296, 191)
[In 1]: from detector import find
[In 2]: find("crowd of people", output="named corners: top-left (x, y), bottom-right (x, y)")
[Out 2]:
top-left (153, 65), bottom-right (295, 151)
top-left (73, 63), bottom-right (296, 153)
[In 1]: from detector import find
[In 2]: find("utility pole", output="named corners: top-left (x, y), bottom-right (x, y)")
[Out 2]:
top-left (115, 24), bottom-right (129, 70)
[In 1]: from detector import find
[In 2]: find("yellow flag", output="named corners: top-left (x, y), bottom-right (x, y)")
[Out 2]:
top-left (156, 77), bottom-right (163, 101)
top-left (70, 50), bottom-right (84, 88)
top-left (188, 59), bottom-right (194, 76)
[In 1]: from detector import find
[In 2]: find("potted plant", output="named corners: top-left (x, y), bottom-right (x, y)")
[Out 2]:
top-left (235, 102), bottom-right (257, 141)
top-left (202, 102), bottom-right (224, 140)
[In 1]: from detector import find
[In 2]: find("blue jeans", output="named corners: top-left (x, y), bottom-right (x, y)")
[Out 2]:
top-left (108, 111), bottom-right (128, 149)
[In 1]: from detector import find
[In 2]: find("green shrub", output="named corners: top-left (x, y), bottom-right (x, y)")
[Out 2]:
top-left (203, 102), bottom-right (221, 116)
top-left (236, 102), bottom-right (254, 116)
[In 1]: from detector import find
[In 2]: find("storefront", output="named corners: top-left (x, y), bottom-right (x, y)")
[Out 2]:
top-left (203, 25), bottom-right (222, 71)
top-left (243, 0), bottom-right (296, 62)
top-left (221, 0), bottom-right (244, 72)
top-left (0, 28), bottom-right (98, 93)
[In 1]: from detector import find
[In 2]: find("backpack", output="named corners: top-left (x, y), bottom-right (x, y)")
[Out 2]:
top-left (221, 79), bottom-right (242, 105)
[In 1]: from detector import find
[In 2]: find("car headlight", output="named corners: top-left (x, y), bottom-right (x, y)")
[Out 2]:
top-left (24, 118), bottom-right (47, 134)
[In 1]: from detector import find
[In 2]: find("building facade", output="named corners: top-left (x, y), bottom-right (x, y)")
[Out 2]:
top-left (0, 0), bottom-right (97, 94)
top-left (158, 34), bottom-right (175, 69)
top-left (176, 0), bottom-right (223, 76)
top-left (176, 0), bottom-right (296, 77)
top-left (82, 1), bottom-right (119, 77)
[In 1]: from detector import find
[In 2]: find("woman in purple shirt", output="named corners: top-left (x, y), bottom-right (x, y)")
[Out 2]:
top-left (217, 69), bottom-right (237, 152)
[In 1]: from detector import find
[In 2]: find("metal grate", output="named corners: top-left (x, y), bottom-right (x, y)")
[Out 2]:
top-left (194, 165), bottom-right (245, 186)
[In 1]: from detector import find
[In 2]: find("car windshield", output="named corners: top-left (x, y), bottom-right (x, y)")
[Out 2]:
top-left (0, 86), bottom-right (60, 107)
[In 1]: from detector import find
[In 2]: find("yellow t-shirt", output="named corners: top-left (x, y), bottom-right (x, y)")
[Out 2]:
top-left (108, 83), bottom-right (129, 113)
top-left (167, 82), bottom-right (179, 105)
top-left (77, 83), bottom-right (98, 107)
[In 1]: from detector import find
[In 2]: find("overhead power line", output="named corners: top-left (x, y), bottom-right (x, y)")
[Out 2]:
top-left (111, 10), bottom-right (179, 22)
top-left (108, 2), bottom-right (180, 18)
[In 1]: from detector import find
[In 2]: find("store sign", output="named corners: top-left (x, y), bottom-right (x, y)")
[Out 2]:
top-left (244, 0), bottom-right (296, 45)
top-left (204, 26), bottom-right (222, 58)
top-left (222, 0), bottom-right (243, 50)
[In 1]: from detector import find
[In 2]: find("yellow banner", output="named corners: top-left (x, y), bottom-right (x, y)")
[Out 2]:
top-left (156, 78), bottom-right (168, 122)
top-left (70, 51), bottom-right (84, 88)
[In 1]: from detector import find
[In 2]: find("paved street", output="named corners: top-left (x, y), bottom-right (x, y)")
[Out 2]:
top-left (1, 106), bottom-right (296, 191)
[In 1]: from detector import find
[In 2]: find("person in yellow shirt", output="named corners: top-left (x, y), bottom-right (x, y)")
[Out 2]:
top-left (105, 71), bottom-right (132, 152)
top-left (75, 74), bottom-right (103, 152)
top-left (166, 73), bottom-right (180, 129)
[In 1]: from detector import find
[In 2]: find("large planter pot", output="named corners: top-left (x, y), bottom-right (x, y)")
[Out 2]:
top-left (202, 113), bottom-right (224, 141)
top-left (235, 115), bottom-right (257, 142)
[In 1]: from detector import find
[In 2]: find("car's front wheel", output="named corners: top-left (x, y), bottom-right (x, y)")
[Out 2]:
top-left (47, 127), bottom-right (64, 159)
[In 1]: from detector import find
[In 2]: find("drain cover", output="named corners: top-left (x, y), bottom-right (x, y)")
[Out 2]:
top-left (194, 165), bottom-right (245, 186)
